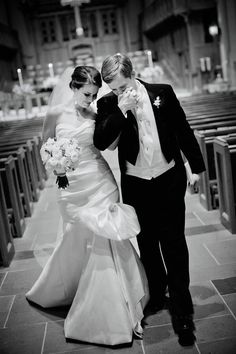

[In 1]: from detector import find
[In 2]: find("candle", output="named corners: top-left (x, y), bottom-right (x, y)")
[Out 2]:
top-left (48, 63), bottom-right (54, 78)
top-left (17, 68), bottom-right (24, 87)
top-left (147, 50), bottom-right (153, 68)
top-left (200, 58), bottom-right (205, 72)
top-left (206, 57), bottom-right (211, 71)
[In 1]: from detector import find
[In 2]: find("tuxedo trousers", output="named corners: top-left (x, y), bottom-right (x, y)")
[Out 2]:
top-left (120, 163), bottom-right (194, 316)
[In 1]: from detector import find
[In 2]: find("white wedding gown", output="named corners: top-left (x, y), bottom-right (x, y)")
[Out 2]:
top-left (26, 114), bottom-right (149, 346)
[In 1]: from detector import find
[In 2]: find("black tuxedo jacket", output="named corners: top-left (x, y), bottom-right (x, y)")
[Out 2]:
top-left (94, 80), bottom-right (206, 175)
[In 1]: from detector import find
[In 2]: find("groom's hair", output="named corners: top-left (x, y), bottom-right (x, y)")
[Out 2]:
top-left (101, 53), bottom-right (133, 84)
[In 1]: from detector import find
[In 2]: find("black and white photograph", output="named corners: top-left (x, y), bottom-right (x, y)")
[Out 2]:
top-left (0, 1), bottom-right (236, 353)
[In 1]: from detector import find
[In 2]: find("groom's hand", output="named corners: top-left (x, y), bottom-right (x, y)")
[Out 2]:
top-left (118, 88), bottom-right (138, 116)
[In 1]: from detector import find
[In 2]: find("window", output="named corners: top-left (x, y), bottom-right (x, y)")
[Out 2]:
top-left (59, 14), bottom-right (76, 41)
top-left (90, 12), bottom-right (98, 37)
top-left (40, 18), bottom-right (57, 44)
top-left (59, 12), bottom-right (97, 40)
top-left (101, 9), bottom-right (118, 35)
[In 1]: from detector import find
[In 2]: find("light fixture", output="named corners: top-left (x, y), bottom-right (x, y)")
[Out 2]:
top-left (209, 24), bottom-right (219, 37)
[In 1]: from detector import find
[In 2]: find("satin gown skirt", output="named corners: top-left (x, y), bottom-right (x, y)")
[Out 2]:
top-left (26, 120), bottom-right (149, 346)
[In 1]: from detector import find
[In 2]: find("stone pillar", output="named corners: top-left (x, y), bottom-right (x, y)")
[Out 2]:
top-left (217, 0), bottom-right (229, 82)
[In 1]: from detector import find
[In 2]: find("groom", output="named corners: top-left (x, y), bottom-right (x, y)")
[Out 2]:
top-left (93, 53), bottom-right (205, 346)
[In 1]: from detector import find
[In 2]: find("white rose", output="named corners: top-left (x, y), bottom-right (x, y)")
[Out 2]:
top-left (48, 157), bottom-right (58, 167)
top-left (70, 152), bottom-right (80, 162)
top-left (40, 150), bottom-right (50, 163)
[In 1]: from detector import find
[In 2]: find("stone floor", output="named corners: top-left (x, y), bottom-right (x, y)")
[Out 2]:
top-left (0, 150), bottom-right (236, 354)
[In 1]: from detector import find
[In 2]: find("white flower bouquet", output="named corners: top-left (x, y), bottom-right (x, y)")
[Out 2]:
top-left (40, 137), bottom-right (81, 189)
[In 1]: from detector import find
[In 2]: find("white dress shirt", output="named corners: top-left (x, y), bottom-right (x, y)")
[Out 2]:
top-left (126, 80), bottom-right (175, 180)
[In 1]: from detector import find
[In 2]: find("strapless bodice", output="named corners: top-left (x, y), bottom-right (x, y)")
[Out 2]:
top-left (56, 120), bottom-right (101, 161)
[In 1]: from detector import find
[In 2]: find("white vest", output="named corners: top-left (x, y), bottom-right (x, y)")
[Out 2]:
top-left (126, 80), bottom-right (175, 180)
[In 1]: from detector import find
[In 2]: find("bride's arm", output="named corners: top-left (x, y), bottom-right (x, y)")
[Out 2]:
top-left (42, 107), bottom-right (61, 142)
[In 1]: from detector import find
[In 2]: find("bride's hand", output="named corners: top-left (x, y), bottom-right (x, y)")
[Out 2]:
top-left (190, 173), bottom-right (200, 191)
top-left (53, 170), bottom-right (66, 177)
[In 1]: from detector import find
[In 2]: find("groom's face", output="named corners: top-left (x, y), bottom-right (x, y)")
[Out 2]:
top-left (108, 73), bottom-right (136, 96)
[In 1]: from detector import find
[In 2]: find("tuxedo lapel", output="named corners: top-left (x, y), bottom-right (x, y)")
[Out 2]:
top-left (123, 110), bottom-right (139, 164)
top-left (142, 83), bottom-right (164, 131)
top-left (127, 110), bottom-right (138, 135)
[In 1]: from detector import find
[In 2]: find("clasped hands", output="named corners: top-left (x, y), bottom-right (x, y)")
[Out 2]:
top-left (118, 87), bottom-right (141, 116)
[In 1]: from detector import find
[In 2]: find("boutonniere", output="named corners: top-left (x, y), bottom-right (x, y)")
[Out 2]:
top-left (153, 96), bottom-right (161, 108)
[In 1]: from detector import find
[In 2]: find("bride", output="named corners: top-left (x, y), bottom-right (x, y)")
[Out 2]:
top-left (26, 65), bottom-right (149, 346)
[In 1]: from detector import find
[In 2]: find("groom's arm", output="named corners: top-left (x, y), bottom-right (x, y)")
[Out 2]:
top-left (93, 95), bottom-right (126, 151)
top-left (165, 85), bottom-right (206, 174)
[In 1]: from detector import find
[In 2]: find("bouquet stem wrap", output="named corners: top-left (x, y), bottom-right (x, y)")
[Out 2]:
top-left (56, 174), bottom-right (69, 189)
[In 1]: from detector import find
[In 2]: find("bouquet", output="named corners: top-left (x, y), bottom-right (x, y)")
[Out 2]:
top-left (40, 137), bottom-right (81, 189)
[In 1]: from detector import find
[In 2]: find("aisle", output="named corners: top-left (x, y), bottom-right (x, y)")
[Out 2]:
top-left (0, 161), bottom-right (236, 353)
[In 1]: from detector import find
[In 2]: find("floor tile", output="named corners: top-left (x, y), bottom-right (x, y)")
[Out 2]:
top-left (12, 237), bottom-right (36, 252)
top-left (186, 229), bottom-right (235, 244)
top-left (222, 293), bottom-right (236, 317)
top-left (197, 337), bottom-right (236, 353)
top-left (195, 314), bottom-right (236, 343)
top-left (193, 209), bottom-right (221, 225)
top-left (5, 294), bottom-right (69, 328)
top-left (190, 281), bottom-right (230, 319)
top-left (0, 268), bottom-right (41, 296)
top-left (14, 248), bottom-right (53, 260)
top-left (12, 231), bottom-right (38, 251)
top-left (185, 217), bottom-right (203, 228)
top-left (143, 324), bottom-right (198, 353)
top-left (2, 257), bottom-right (45, 272)
top-left (190, 263), bottom-right (236, 283)
top-left (186, 212), bottom-right (196, 219)
top-left (185, 224), bottom-right (225, 236)
top-left (212, 276), bottom-right (236, 295)
top-left (0, 295), bottom-right (15, 328)
top-left (0, 272), bottom-right (6, 285)
top-left (0, 322), bottom-right (45, 354)
top-left (14, 250), bottom-right (37, 260)
top-left (187, 242), bottom-right (217, 268)
top-left (142, 309), bottom-right (171, 328)
top-left (205, 239), bottom-right (236, 265)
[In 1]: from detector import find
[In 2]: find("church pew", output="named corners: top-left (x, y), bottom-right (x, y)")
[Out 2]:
top-left (187, 111), bottom-right (236, 122)
top-left (195, 126), bottom-right (236, 210)
top-left (0, 137), bottom-right (45, 191)
top-left (0, 156), bottom-right (26, 238)
top-left (191, 119), bottom-right (236, 131)
top-left (0, 177), bottom-right (15, 266)
top-left (0, 141), bottom-right (40, 202)
top-left (0, 147), bottom-right (33, 217)
top-left (214, 135), bottom-right (236, 234)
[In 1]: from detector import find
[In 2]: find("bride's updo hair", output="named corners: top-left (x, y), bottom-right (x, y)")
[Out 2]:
top-left (69, 66), bottom-right (102, 90)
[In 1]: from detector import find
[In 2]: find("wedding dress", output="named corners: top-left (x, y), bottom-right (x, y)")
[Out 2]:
top-left (26, 110), bottom-right (149, 346)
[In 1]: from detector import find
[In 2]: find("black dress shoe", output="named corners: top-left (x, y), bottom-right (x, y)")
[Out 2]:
top-left (171, 314), bottom-right (196, 347)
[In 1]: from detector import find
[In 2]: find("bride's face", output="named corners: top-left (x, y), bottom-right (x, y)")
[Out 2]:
top-left (73, 84), bottom-right (99, 108)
